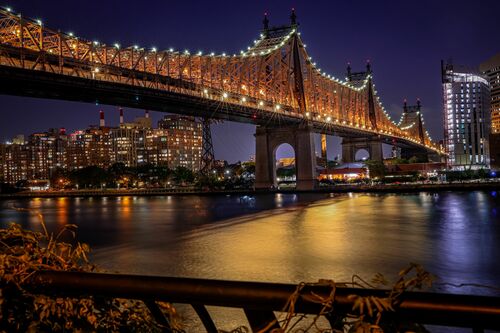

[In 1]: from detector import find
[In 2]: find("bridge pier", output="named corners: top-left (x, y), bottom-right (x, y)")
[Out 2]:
top-left (341, 137), bottom-right (383, 163)
top-left (255, 124), bottom-right (317, 190)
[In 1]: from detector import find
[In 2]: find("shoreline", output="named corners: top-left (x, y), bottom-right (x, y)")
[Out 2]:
top-left (0, 181), bottom-right (499, 199)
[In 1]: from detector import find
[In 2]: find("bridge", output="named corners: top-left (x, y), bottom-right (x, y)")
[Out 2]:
top-left (0, 8), bottom-right (443, 189)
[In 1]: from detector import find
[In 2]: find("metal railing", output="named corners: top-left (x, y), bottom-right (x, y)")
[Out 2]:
top-left (27, 271), bottom-right (500, 332)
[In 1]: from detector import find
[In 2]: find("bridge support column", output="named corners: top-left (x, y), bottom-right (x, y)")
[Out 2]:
top-left (341, 137), bottom-right (383, 163)
top-left (254, 125), bottom-right (317, 191)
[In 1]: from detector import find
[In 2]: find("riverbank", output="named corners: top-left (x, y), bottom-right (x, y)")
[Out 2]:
top-left (0, 181), bottom-right (499, 199)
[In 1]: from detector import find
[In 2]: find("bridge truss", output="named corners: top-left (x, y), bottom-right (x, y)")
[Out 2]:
top-left (0, 7), bottom-right (443, 154)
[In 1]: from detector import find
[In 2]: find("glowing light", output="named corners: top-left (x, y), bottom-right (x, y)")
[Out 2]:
top-left (241, 97), bottom-right (247, 102)
top-left (114, 43), bottom-right (120, 49)
top-left (222, 92), bottom-right (228, 99)
top-left (6, 7), bottom-right (11, 12)
top-left (152, 47), bottom-right (157, 52)
top-left (275, 104), bottom-right (281, 110)
top-left (203, 89), bottom-right (208, 94)
top-left (169, 48), bottom-right (174, 52)
top-left (259, 101), bottom-right (264, 106)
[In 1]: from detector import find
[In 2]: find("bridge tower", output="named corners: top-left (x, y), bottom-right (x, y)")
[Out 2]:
top-left (341, 62), bottom-right (383, 163)
top-left (399, 99), bottom-right (431, 162)
top-left (254, 10), bottom-right (317, 190)
top-left (200, 118), bottom-right (215, 175)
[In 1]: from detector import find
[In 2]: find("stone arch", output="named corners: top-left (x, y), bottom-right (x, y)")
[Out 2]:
top-left (341, 137), bottom-right (383, 163)
top-left (255, 125), bottom-right (317, 190)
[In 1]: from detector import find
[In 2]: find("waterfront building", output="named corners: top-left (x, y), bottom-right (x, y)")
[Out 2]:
top-left (480, 53), bottom-right (500, 169)
top-left (157, 115), bottom-right (202, 171)
top-left (318, 163), bottom-right (367, 181)
top-left (112, 124), bottom-right (143, 167)
top-left (0, 138), bottom-right (30, 184)
top-left (66, 130), bottom-right (88, 170)
top-left (28, 128), bottom-right (67, 180)
top-left (143, 129), bottom-right (169, 166)
top-left (66, 126), bottom-right (114, 170)
top-left (277, 157), bottom-right (295, 168)
top-left (441, 61), bottom-right (491, 169)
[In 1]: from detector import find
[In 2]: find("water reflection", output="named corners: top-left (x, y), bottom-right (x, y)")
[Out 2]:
top-left (0, 191), bottom-right (499, 295)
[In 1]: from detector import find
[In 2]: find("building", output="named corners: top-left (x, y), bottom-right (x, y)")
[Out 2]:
top-left (0, 111), bottom-right (206, 183)
top-left (28, 128), bottom-right (67, 180)
top-left (0, 138), bottom-right (30, 184)
top-left (319, 163), bottom-right (368, 181)
top-left (158, 115), bottom-right (202, 171)
top-left (66, 127), bottom-right (114, 170)
top-left (480, 53), bottom-right (500, 169)
top-left (143, 129), bottom-right (169, 166)
top-left (441, 61), bottom-right (491, 169)
top-left (66, 130), bottom-right (89, 170)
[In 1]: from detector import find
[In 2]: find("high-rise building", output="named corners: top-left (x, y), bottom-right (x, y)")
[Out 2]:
top-left (1, 137), bottom-right (30, 184)
top-left (66, 127), bottom-right (114, 170)
top-left (442, 61), bottom-right (491, 169)
top-left (28, 128), bottom-right (67, 179)
top-left (66, 130), bottom-right (88, 170)
top-left (158, 115), bottom-right (202, 171)
top-left (144, 129), bottom-right (169, 166)
top-left (480, 53), bottom-right (500, 169)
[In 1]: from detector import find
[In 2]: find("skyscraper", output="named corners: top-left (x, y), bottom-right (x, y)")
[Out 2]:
top-left (480, 53), bottom-right (500, 169)
top-left (441, 61), bottom-right (491, 169)
top-left (158, 115), bottom-right (202, 171)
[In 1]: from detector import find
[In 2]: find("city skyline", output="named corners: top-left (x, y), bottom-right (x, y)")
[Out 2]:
top-left (1, 0), bottom-right (499, 162)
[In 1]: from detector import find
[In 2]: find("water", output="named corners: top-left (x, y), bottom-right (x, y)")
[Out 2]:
top-left (1, 191), bottom-right (499, 293)
top-left (1, 191), bottom-right (500, 330)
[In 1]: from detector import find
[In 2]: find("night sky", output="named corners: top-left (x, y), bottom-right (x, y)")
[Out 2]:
top-left (1, 0), bottom-right (499, 162)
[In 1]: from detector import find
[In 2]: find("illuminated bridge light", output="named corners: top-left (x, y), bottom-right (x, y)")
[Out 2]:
top-left (275, 104), bottom-right (281, 110)
top-left (222, 92), bottom-right (228, 99)
top-left (241, 97), bottom-right (247, 103)
top-left (259, 101), bottom-right (264, 107)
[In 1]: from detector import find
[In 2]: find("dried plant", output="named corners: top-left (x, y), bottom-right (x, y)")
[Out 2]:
top-left (0, 209), bottom-right (182, 332)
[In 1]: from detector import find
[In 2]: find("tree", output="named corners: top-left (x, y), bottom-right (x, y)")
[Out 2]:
top-left (363, 160), bottom-right (386, 179)
top-left (49, 167), bottom-right (68, 189)
top-left (172, 166), bottom-right (195, 185)
top-left (69, 166), bottom-right (110, 188)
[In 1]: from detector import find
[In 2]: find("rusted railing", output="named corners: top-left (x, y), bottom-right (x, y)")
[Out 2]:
top-left (27, 271), bottom-right (500, 332)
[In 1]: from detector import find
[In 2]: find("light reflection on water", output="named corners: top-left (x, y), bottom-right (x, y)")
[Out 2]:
top-left (1, 191), bottom-right (500, 296)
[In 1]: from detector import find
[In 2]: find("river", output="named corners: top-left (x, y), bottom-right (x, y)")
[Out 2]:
top-left (1, 191), bottom-right (499, 330)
